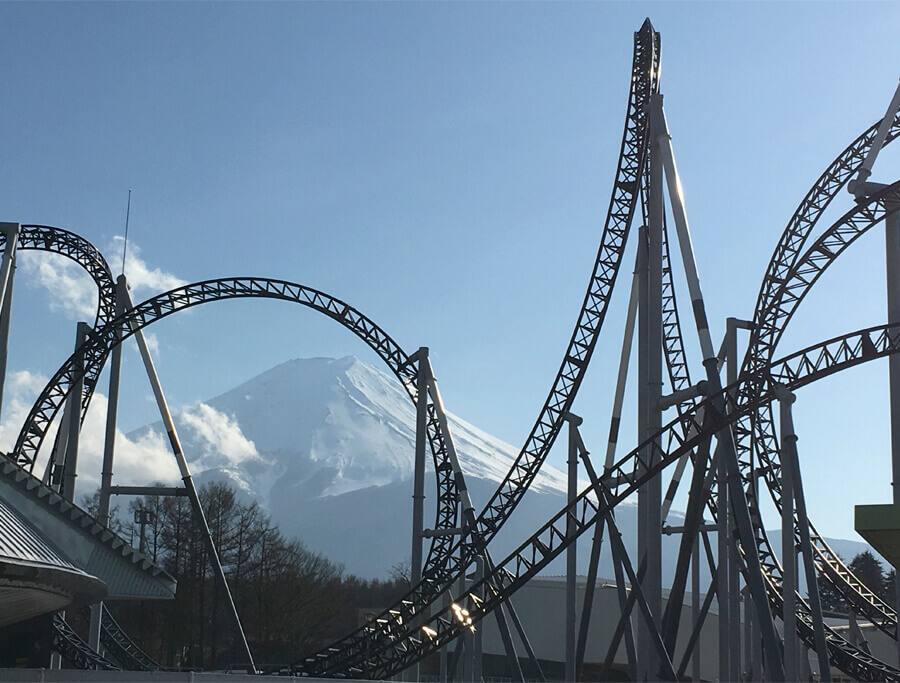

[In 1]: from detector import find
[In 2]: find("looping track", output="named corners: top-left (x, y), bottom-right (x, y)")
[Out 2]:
top-left (9, 277), bottom-right (472, 581)
top-left (8, 19), bottom-right (900, 681)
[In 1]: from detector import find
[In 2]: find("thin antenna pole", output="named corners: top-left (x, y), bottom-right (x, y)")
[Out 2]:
top-left (121, 189), bottom-right (132, 276)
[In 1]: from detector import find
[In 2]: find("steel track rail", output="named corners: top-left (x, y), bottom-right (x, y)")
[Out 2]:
top-left (99, 603), bottom-right (161, 671)
top-left (735, 182), bottom-right (900, 640)
top-left (301, 21), bottom-right (662, 676)
top-left (12, 225), bottom-right (117, 432)
top-left (4, 277), bottom-right (465, 615)
top-left (330, 324), bottom-right (900, 680)
top-left (328, 322), bottom-right (900, 680)
top-left (52, 612), bottom-right (120, 671)
top-left (737, 102), bottom-right (900, 641)
top-left (469, 20), bottom-right (659, 545)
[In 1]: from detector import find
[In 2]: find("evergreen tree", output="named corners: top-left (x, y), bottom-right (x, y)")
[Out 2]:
top-left (849, 550), bottom-right (886, 600)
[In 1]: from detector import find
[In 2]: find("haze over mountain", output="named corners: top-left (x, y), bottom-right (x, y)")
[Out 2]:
top-left (129, 356), bottom-right (876, 579)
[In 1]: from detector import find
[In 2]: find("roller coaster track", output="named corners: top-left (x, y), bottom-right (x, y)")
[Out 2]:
top-left (733, 106), bottom-right (900, 640)
top-left (305, 20), bottom-right (662, 676)
top-left (11, 225), bottom-right (117, 427)
top-left (323, 324), bottom-right (900, 681)
top-left (52, 605), bottom-right (161, 672)
top-left (6, 277), bottom-right (472, 586)
top-left (99, 603), bottom-right (161, 671)
top-left (12, 19), bottom-right (900, 681)
top-left (52, 612), bottom-right (120, 671)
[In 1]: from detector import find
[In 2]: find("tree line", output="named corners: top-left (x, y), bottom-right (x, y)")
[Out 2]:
top-left (80, 482), bottom-right (410, 671)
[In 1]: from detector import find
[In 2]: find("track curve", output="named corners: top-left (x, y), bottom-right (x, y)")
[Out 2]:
top-left (738, 145), bottom-right (900, 635)
top-left (12, 225), bottom-right (117, 427)
top-left (304, 21), bottom-right (662, 675)
top-left (5, 277), bottom-right (471, 582)
top-left (313, 322), bottom-right (900, 680)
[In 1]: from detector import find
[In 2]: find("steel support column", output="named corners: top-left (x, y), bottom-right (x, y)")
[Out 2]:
top-left (638, 105), bottom-right (664, 673)
top-left (779, 390), bottom-right (798, 682)
top-left (776, 385), bottom-right (832, 681)
top-left (726, 318), bottom-right (742, 682)
top-left (406, 346), bottom-right (429, 683)
top-left (62, 322), bottom-right (89, 502)
top-left (0, 222), bottom-right (18, 421)
top-left (99, 275), bottom-right (127, 525)
top-left (887, 208), bottom-right (900, 670)
top-left (652, 93), bottom-right (785, 681)
top-left (412, 347), bottom-right (428, 589)
top-left (119, 286), bottom-right (256, 673)
top-left (565, 413), bottom-right (580, 682)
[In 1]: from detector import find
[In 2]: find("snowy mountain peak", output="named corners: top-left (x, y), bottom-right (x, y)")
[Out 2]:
top-left (133, 355), bottom-right (567, 504)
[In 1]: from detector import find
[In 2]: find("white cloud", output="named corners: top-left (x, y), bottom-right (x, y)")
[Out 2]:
top-left (110, 237), bottom-right (187, 295)
top-left (0, 371), bottom-right (258, 504)
top-left (18, 239), bottom-right (187, 322)
top-left (180, 403), bottom-right (260, 468)
top-left (19, 253), bottom-right (98, 320)
top-left (0, 369), bottom-right (181, 494)
top-left (0, 369), bottom-right (52, 454)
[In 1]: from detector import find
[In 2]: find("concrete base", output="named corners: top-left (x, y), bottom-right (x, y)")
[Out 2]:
top-left (855, 504), bottom-right (900, 569)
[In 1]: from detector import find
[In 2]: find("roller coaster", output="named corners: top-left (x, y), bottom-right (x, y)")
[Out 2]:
top-left (5, 17), bottom-right (900, 681)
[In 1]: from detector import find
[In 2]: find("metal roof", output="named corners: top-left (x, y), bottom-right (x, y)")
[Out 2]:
top-left (0, 458), bottom-right (175, 591)
top-left (0, 494), bottom-right (79, 571)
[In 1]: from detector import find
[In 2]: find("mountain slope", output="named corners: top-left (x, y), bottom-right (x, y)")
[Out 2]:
top-left (129, 356), bottom-right (879, 579)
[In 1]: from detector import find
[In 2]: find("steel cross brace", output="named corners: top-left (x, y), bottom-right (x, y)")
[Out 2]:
top-left (422, 357), bottom-right (534, 681)
top-left (651, 92), bottom-right (786, 681)
top-left (567, 415), bottom-right (677, 681)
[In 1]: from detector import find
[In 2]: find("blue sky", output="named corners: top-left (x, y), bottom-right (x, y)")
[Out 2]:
top-left (2, 2), bottom-right (900, 543)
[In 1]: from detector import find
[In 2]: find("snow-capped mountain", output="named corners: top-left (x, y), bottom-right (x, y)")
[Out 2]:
top-left (129, 356), bottom-right (577, 577)
top-left (128, 356), bottom-right (877, 580)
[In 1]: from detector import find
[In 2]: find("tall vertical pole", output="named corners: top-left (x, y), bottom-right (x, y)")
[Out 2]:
top-left (474, 556), bottom-right (484, 683)
top-left (780, 392), bottom-right (797, 683)
top-left (62, 322), bottom-right (89, 502)
top-left (886, 208), bottom-right (900, 669)
top-left (565, 414), bottom-right (580, 683)
top-left (717, 444), bottom-right (730, 681)
top-left (406, 347), bottom-right (428, 683)
top-left (652, 93), bottom-right (784, 681)
top-left (638, 97), bottom-right (664, 678)
top-left (776, 386), bottom-right (832, 681)
top-left (99, 276), bottom-right (127, 524)
top-left (119, 287), bottom-right (255, 672)
top-left (411, 347), bottom-right (428, 589)
top-left (0, 223), bottom-right (19, 422)
top-left (91, 276), bottom-right (127, 653)
top-left (691, 537), bottom-right (700, 682)
top-left (716, 317), bottom-right (735, 682)
top-left (726, 318), bottom-right (742, 681)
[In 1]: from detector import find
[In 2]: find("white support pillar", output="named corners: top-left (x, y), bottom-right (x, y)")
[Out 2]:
top-left (474, 556), bottom-right (484, 683)
top-left (91, 276), bottom-right (128, 653)
top-left (726, 319), bottom-right (742, 682)
top-left (691, 536), bottom-right (700, 682)
top-left (99, 275), bottom-right (127, 525)
top-left (404, 347), bottom-right (429, 683)
top-left (411, 347), bottom-right (428, 590)
top-left (119, 285), bottom-right (256, 673)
